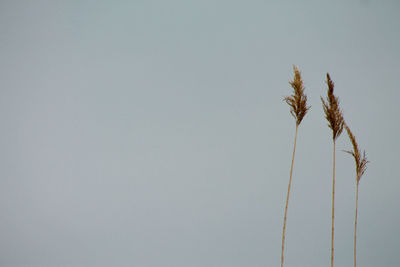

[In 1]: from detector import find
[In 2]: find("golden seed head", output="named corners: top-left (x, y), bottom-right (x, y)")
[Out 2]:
top-left (321, 73), bottom-right (344, 140)
top-left (344, 123), bottom-right (369, 182)
top-left (284, 65), bottom-right (310, 126)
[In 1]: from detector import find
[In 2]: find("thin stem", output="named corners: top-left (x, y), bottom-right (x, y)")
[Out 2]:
top-left (331, 141), bottom-right (336, 267)
top-left (281, 124), bottom-right (298, 267)
top-left (354, 181), bottom-right (359, 267)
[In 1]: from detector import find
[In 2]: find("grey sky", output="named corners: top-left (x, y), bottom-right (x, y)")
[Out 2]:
top-left (0, 0), bottom-right (399, 266)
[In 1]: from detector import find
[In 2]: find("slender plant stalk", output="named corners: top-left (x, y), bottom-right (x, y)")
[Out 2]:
top-left (281, 124), bottom-right (298, 267)
top-left (343, 123), bottom-right (368, 267)
top-left (321, 73), bottom-right (344, 267)
top-left (354, 181), bottom-right (359, 267)
top-left (281, 66), bottom-right (309, 267)
top-left (331, 141), bottom-right (336, 267)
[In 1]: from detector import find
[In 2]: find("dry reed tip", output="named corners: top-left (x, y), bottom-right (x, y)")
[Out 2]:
top-left (344, 123), bottom-right (369, 182)
top-left (321, 73), bottom-right (344, 140)
top-left (284, 65), bottom-right (310, 126)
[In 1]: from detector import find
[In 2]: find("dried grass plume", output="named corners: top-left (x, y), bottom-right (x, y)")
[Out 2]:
top-left (284, 65), bottom-right (310, 126)
top-left (344, 123), bottom-right (369, 182)
top-left (321, 73), bottom-right (344, 140)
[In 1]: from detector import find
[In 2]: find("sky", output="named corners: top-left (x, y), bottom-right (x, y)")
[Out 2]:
top-left (0, 0), bottom-right (399, 266)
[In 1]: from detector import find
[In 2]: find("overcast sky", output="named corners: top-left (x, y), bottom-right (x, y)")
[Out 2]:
top-left (1, 0), bottom-right (399, 266)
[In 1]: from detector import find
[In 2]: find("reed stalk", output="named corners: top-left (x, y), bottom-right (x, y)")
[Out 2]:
top-left (321, 73), bottom-right (344, 267)
top-left (281, 124), bottom-right (298, 267)
top-left (343, 123), bottom-right (369, 267)
top-left (281, 66), bottom-right (310, 267)
top-left (354, 181), bottom-right (359, 267)
top-left (331, 140), bottom-right (336, 267)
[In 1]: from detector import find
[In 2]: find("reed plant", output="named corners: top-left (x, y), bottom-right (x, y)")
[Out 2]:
top-left (344, 123), bottom-right (369, 267)
top-left (281, 66), bottom-right (310, 267)
top-left (321, 73), bottom-right (344, 267)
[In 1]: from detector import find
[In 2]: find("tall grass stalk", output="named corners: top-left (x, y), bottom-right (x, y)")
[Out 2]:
top-left (281, 66), bottom-right (310, 267)
top-left (344, 123), bottom-right (369, 267)
top-left (321, 73), bottom-right (344, 267)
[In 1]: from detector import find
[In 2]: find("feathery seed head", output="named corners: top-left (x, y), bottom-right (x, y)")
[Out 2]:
top-left (344, 123), bottom-right (369, 182)
top-left (321, 73), bottom-right (344, 140)
top-left (284, 65), bottom-right (310, 126)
